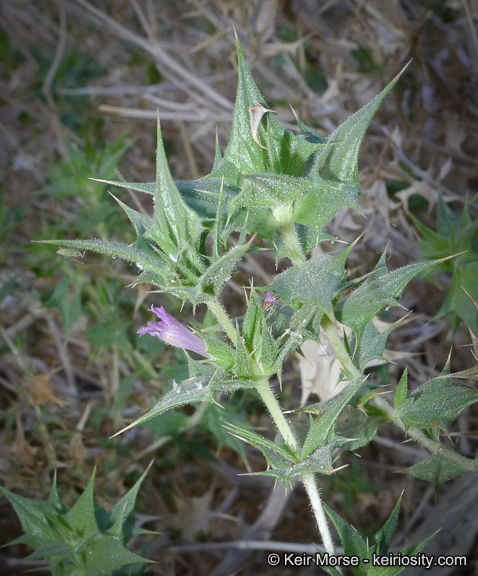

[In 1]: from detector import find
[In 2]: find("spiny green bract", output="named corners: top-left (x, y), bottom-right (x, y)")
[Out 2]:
top-left (411, 193), bottom-right (478, 336)
top-left (0, 468), bottom-right (154, 576)
top-left (43, 35), bottom-right (405, 308)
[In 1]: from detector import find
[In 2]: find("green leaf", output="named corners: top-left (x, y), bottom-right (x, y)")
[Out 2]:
top-left (90, 179), bottom-right (155, 196)
top-left (437, 261), bottom-right (478, 337)
top-left (0, 486), bottom-right (58, 544)
top-left (306, 66), bottom-right (407, 186)
top-left (196, 240), bottom-right (252, 301)
top-left (249, 443), bottom-right (338, 486)
top-left (335, 257), bottom-right (443, 340)
top-left (40, 238), bottom-right (168, 282)
top-left (223, 423), bottom-right (297, 464)
top-left (111, 361), bottom-right (255, 438)
top-left (67, 469), bottom-right (98, 541)
top-left (373, 497), bottom-right (401, 555)
top-left (397, 370), bottom-right (478, 431)
top-left (293, 180), bottom-right (362, 233)
top-left (100, 463), bottom-right (152, 541)
top-left (325, 495), bottom-right (434, 576)
top-left (300, 378), bottom-right (365, 458)
top-left (220, 35), bottom-right (270, 174)
top-left (234, 173), bottom-right (312, 208)
top-left (403, 454), bottom-right (469, 485)
top-left (324, 503), bottom-right (369, 566)
top-left (264, 241), bottom-right (356, 314)
top-left (83, 536), bottom-right (152, 575)
top-left (24, 540), bottom-right (75, 561)
top-left (110, 193), bottom-right (154, 241)
top-left (394, 369), bottom-right (408, 410)
top-left (152, 119), bottom-right (203, 255)
top-left (352, 319), bottom-right (398, 370)
top-left (335, 405), bottom-right (385, 454)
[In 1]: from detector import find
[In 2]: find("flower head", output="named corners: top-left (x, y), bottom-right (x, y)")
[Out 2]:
top-left (262, 292), bottom-right (278, 310)
top-left (138, 306), bottom-right (210, 358)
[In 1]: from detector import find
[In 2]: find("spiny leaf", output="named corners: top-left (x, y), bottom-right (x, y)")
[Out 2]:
top-left (306, 64), bottom-right (409, 186)
top-left (40, 238), bottom-right (168, 278)
top-left (397, 361), bottom-right (478, 430)
top-left (111, 362), bottom-right (255, 438)
top-left (335, 258), bottom-right (446, 340)
top-left (153, 118), bottom-right (203, 253)
top-left (403, 454), bottom-right (469, 486)
top-left (264, 241), bottom-right (356, 314)
top-left (300, 378), bottom-right (365, 458)
top-left (67, 469), bottom-right (97, 540)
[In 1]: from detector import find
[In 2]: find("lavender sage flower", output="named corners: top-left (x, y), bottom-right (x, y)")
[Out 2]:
top-left (138, 306), bottom-right (211, 358)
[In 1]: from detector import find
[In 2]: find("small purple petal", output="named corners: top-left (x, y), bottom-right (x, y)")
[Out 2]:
top-left (138, 306), bottom-right (210, 358)
top-left (265, 292), bottom-right (278, 304)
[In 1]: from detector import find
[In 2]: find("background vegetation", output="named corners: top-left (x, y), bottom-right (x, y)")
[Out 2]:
top-left (1, 0), bottom-right (477, 574)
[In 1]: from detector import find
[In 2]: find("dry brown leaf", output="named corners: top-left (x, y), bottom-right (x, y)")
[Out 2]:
top-left (69, 431), bottom-right (88, 463)
top-left (26, 368), bottom-right (64, 406)
top-left (9, 415), bottom-right (39, 468)
top-left (171, 488), bottom-right (216, 542)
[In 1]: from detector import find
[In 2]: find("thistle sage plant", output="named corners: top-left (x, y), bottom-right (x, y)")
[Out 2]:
top-left (41, 36), bottom-right (478, 573)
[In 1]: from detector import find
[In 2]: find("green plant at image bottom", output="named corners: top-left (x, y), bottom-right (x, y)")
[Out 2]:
top-left (410, 193), bottom-right (478, 336)
top-left (0, 468), bottom-right (154, 576)
top-left (5, 35), bottom-right (477, 575)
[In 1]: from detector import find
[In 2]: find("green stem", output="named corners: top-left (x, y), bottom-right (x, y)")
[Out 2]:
top-left (256, 378), bottom-right (337, 557)
top-left (321, 315), bottom-right (361, 380)
top-left (207, 300), bottom-right (237, 347)
top-left (322, 315), bottom-right (478, 473)
top-left (256, 379), bottom-right (299, 453)
top-left (302, 471), bottom-right (337, 556)
top-left (372, 395), bottom-right (478, 472)
top-left (280, 222), bottom-right (306, 265)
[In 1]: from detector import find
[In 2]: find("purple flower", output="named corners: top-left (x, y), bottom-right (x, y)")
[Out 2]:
top-left (138, 306), bottom-right (210, 358)
top-left (265, 292), bottom-right (278, 305)
top-left (262, 292), bottom-right (278, 309)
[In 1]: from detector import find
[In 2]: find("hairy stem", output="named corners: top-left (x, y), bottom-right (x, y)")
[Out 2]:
top-left (302, 472), bottom-right (337, 556)
top-left (256, 379), bottom-right (299, 453)
top-left (280, 222), bottom-right (306, 266)
top-left (322, 315), bottom-right (478, 473)
top-left (256, 379), bottom-right (337, 556)
top-left (373, 395), bottom-right (478, 472)
top-left (207, 300), bottom-right (237, 347)
top-left (321, 315), bottom-right (361, 380)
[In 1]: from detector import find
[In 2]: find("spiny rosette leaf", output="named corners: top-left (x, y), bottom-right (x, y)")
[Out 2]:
top-left (0, 468), bottom-right (153, 576)
top-left (322, 497), bottom-right (434, 575)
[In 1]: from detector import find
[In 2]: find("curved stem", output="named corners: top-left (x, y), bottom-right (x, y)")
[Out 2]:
top-left (321, 315), bottom-right (478, 473)
top-left (372, 395), bottom-right (477, 472)
top-left (255, 378), bottom-right (337, 557)
top-left (207, 300), bottom-right (237, 347)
